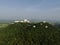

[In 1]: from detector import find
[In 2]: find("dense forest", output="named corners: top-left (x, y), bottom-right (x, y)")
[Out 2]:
top-left (0, 22), bottom-right (60, 45)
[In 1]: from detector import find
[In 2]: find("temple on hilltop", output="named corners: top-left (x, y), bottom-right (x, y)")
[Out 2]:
top-left (14, 19), bottom-right (30, 23)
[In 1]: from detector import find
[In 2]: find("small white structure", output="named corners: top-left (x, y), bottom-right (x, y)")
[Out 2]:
top-left (43, 21), bottom-right (46, 23)
top-left (45, 25), bottom-right (48, 28)
top-left (33, 25), bottom-right (36, 28)
top-left (24, 19), bottom-right (28, 22)
top-left (23, 19), bottom-right (30, 23)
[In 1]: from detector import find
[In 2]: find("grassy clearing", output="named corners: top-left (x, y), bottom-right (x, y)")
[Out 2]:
top-left (0, 23), bottom-right (9, 28)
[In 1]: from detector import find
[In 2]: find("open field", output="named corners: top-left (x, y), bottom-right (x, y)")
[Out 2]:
top-left (0, 23), bottom-right (9, 28)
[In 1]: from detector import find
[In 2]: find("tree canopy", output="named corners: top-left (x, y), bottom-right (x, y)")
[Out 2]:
top-left (0, 22), bottom-right (60, 45)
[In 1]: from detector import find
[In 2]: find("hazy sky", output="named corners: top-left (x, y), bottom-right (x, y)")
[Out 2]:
top-left (0, 0), bottom-right (60, 20)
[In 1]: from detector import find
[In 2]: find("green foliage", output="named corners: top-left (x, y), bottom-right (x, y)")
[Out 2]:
top-left (0, 22), bottom-right (60, 45)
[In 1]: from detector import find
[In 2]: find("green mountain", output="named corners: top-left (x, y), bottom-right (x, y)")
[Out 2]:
top-left (0, 22), bottom-right (60, 45)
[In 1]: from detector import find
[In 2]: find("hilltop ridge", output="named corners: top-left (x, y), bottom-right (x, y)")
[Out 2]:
top-left (0, 22), bottom-right (60, 45)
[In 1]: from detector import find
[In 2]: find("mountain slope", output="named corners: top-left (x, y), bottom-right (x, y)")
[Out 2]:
top-left (0, 22), bottom-right (60, 45)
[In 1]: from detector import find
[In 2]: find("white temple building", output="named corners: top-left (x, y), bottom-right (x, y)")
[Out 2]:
top-left (43, 21), bottom-right (47, 23)
top-left (45, 25), bottom-right (48, 28)
top-left (33, 25), bottom-right (36, 28)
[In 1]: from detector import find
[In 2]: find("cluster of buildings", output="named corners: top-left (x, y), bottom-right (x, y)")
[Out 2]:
top-left (14, 19), bottom-right (49, 28)
top-left (14, 19), bottom-right (30, 23)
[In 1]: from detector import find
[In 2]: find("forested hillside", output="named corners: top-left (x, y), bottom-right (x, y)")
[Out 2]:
top-left (0, 22), bottom-right (60, 45)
